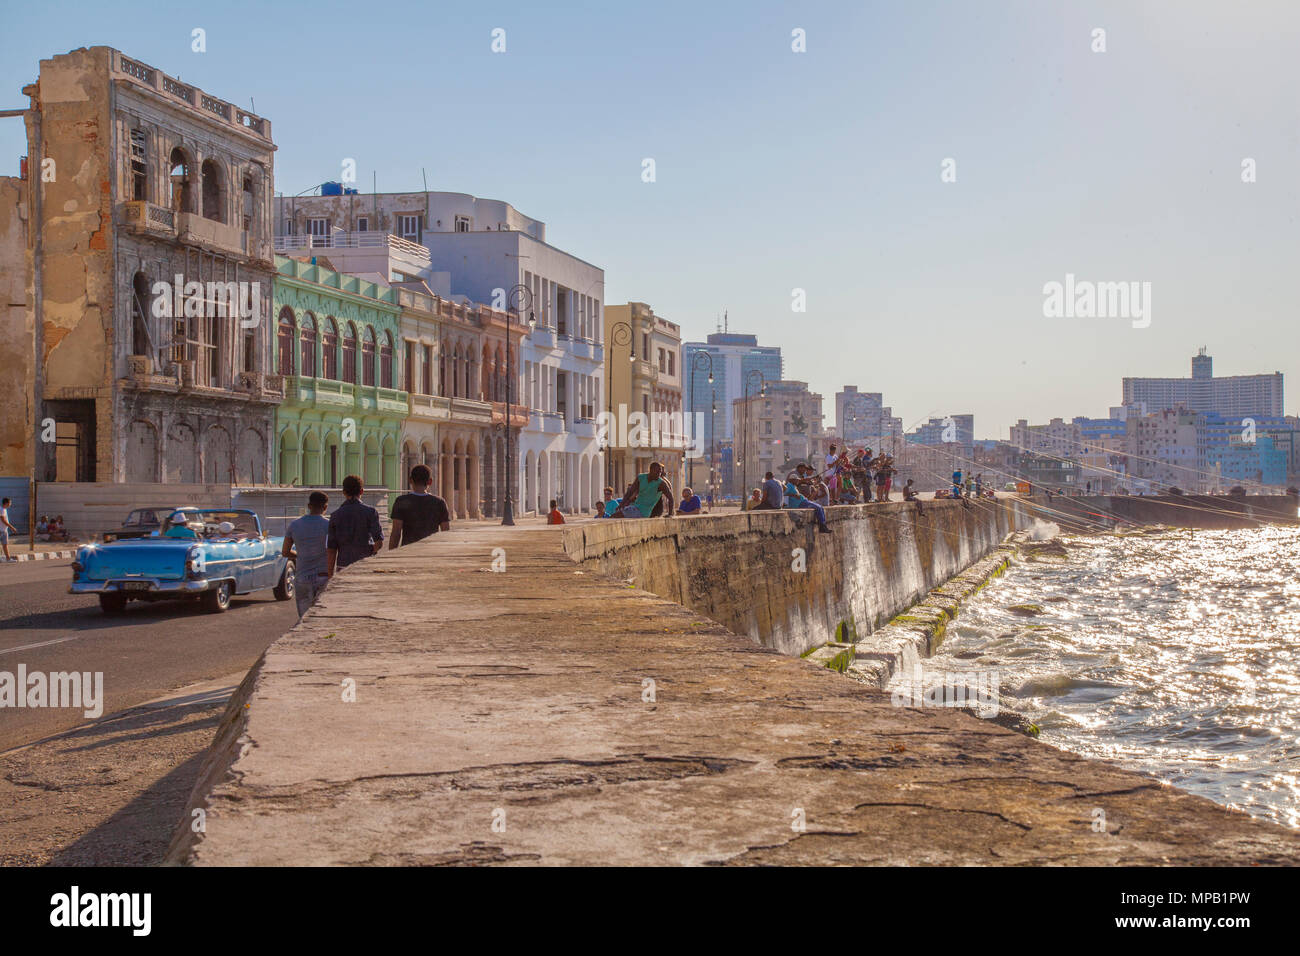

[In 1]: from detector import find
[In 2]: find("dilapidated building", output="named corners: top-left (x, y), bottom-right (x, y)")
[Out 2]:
top-left (0, 46), bottom-right (279, 484)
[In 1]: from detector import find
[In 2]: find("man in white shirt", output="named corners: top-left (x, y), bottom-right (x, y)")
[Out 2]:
top-left (0, 497), bottom-right (17, 561)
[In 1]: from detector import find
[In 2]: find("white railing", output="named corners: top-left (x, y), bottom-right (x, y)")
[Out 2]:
top-left (274, 232), bottom-right (430, 261)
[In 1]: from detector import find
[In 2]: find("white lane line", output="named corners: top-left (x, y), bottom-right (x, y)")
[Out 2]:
top-left (0, 634), bottom-right (89, 656)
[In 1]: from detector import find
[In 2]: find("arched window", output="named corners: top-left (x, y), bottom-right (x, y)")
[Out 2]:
top-left (242, 173), bottom-right (255, 232)
top-left (201, 159), bottom-right (224, 222)
top-left (439, 344), bottom-right (448, 397)
top-left (321, 317), bottom-right (338, 380)
top-left (277, 308), bottom-right (295, 376)
top-left (362, 326), bottom-right (376, 387)
top-left (380, 331), bottom-right (394, 389)
top-left (169, 147), bottom-right (193, 213)
top-left (300, 313), bottom-right (317, 378)
top-left (342, 322), bottom-right (357, 384)
top-left (451, 344), bottom-right (461, 398)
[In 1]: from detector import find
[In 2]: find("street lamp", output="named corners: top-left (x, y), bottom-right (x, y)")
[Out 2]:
top-left (741, 369), bottom-right (766, 502)
top-left (689, 351), bottom-right (713, 493)
top-left (606, 320), bottom-right (633, 490)
top-left (501, 284), bottom-right (536, 526)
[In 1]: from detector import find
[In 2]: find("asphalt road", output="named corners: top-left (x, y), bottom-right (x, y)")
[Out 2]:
top-left (0, 559), bottom-right (298, 753)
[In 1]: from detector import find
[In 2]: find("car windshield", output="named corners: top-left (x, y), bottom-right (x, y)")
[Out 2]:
top-left (123, 508), bottom-right (164, 527)
top-left (161, 510), bottom-right (260, 539)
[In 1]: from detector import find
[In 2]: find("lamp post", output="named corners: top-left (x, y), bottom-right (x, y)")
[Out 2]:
top-left (689, 351), bottom-right (713, 493)
top-left (710, 390), bottom-right (717, 503)
top-left (501, 284), bottom-right (536, 526)
top-left (606, 320), bottom-right (633, 491)
top-left (741, 369), bottom-right (766, 502)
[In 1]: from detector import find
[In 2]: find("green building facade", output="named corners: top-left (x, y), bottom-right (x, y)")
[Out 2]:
top-left (272, 256), bottom-right (408, 490)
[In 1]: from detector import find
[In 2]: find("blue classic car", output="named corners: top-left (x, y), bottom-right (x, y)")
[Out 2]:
top-left (70, 508), bottom-right (294, 614)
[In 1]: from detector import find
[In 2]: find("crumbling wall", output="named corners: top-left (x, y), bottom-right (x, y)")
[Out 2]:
top-left (0, 176), bottom-right (33, 477)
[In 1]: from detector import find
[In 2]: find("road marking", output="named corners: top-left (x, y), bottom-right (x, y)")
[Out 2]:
top-left (0, 634), bottom-right (89, 656)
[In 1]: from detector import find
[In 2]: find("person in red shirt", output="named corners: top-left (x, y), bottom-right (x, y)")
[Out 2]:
top-left (547, 499), bottom-right (565, 525)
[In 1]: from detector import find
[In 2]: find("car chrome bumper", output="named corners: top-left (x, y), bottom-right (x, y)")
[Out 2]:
top-left (70, 578), bottom-right (210, 595)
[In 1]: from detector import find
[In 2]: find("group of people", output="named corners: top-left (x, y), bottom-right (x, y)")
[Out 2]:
top-left (935, 469), bottom-right (995, 503)
top-left (812, 444), bottom-right (900, 504)
top-left (35, 514), bottom-right (69, 543)
top-left (594, 461), bottom-right (680, 520)
top-left (280, 466), bottom-right (451, 619)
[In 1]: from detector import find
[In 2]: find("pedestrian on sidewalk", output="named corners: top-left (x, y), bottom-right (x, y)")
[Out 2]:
top-left (0, 497), bottom-right (16, 561)
top-left (388, 464), bottom-right (450, 549)
top-left (283, 491), bottom-right (331, 618)
top-left (326, 475), bottom-right (384, 576)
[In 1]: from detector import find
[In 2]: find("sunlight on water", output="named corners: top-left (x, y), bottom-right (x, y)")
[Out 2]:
top-left (929, 525), bottom-right (1300, 828)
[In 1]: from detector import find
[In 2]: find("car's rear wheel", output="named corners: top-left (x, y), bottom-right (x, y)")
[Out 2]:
top-left (201, 580), bottom-right (232, 613)
top-left (99, 592), bottom-right (127, 614)
top-left (273, 561), bottom-right (295, 601)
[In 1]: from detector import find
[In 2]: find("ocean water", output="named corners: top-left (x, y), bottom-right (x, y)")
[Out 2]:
top-left (920, 523), bottom-right (1300, 828)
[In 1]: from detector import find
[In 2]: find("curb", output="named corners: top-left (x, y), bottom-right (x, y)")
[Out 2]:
top-left (5, 549), bottom-right (77, 563)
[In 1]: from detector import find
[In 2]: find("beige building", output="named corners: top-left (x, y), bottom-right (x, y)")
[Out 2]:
top-left (733, 380), bottom-right (824, 493)
top-left (0, 47), bottom-right (280, 484)
top-left (603, 303), bottom-right (685, 499)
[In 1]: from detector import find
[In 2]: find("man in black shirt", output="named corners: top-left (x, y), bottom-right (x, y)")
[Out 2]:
top-left (327, 475), bottom-right (385, 573)
top-left (388, 464), bottom-right (450, 549)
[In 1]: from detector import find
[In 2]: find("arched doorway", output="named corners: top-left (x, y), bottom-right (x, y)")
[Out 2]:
top-left (278, 427), bottom-right (299, 485)
top-left (302, 431), bottom-right (322, 486)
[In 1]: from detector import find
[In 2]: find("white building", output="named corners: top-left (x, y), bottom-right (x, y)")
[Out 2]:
top-left (276, 189), bottom-right (605, 515)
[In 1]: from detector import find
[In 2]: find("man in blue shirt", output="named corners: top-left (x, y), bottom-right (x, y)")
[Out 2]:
top-left (678, 487), bottom-right (702, 514)
top-left (784, 474), bottom-right (832, 533)
top-left (327, 475), bottom-right (384, 574)
top-left (283, 491), bottom-right (330, 618)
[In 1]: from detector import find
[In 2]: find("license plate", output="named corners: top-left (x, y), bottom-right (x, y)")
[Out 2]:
top-left (121, 581), bottom-right (151, 591)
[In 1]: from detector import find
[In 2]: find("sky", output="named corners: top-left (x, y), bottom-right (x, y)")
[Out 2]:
top-left (2, 0), bottom-right (1297, 438)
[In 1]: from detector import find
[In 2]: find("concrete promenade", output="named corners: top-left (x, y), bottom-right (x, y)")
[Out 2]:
top-left (170, 519), bottom-right (1300, 865)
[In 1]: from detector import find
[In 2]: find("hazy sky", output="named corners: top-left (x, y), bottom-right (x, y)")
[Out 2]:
top-left (3, 0), bottom-right (1296, 437)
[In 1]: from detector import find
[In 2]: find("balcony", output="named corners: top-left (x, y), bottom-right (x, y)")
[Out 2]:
top-left (450, 397), bottom-right (493, 426)
top-left (120, 201), bottom-right (176, 238)
top-left (274, 232), bottom-right (431, 263)
top-left (410, 392), bottom-right (453, 421)
top-left (490, 401), bottom-right (530, 430)
top-left (178, 212), bottom-right (254, 260)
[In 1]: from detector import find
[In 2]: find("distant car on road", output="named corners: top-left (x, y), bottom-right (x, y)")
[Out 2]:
top-left (101, 506), bottom-right (178, 542)
top-left (71, 508), bottom-right (294, 614)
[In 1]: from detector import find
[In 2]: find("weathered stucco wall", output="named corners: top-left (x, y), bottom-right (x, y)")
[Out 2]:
top-left (563, 499), bottom-right (1031, 657)
top-left (0, 176), bottom-right (33, 477)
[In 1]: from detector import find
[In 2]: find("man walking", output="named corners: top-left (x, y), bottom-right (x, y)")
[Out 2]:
top-left (327, 475), bottom-right (384, 575)
top-left (282, 491), bottom-right (330, 618)
top-left (388, 464), bottom-right (450, 549)
top-left (0, 497), bottom-right (17, 561)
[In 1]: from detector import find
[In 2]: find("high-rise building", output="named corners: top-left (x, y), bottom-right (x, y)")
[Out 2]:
top-left (682, 332), bottom-right (782, 454)
top-left (1122, 349), bottom-right (1283, 417)
top-left (835, 386), bottom-right (903, 450)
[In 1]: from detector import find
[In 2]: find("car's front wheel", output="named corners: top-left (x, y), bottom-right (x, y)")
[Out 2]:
top-left (201, 580), bottom-right (232, 613)
top-left (273, 561), bottom-right (295, 601)
top-left (99, 592), bottom-right (127, 614)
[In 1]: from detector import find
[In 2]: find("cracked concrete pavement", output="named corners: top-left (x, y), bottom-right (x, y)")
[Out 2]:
top-left (171, 522), bottom-right (1300, 866)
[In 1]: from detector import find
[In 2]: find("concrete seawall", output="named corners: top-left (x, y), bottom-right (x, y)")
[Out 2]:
top-left (564, 498), bottom-right (1031, 656)
top-left (167, 509), bottom-right (1300, 866)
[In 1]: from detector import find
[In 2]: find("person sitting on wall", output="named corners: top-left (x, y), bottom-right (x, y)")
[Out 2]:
top-left (783, 473), bottom-right (832, 534)
top-left (547, 499), bottom-right (565, 525)
top-left (902, 479), bottom-right (925, 515)
top-left (598, 487), bottom-right (620, 518)
top-left (744, 488), bottom-right (762, 511)
top-left (678, 487), bottom-right (702, 515)
top-left (757, 472), bottom-right (784, 511)
top-left (618, 461), bottom-right (675, 518)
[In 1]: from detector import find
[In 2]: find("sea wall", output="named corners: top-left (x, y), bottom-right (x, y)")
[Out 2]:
top-left (562, 498), bottom-right (1032, 657)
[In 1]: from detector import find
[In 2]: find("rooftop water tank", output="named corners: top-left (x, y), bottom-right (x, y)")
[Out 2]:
top-left (320, 181), bottom-right (342, 196)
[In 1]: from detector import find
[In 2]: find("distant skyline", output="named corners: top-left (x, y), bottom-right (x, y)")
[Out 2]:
top-left (3, 0), bottom-right (1296, 437)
